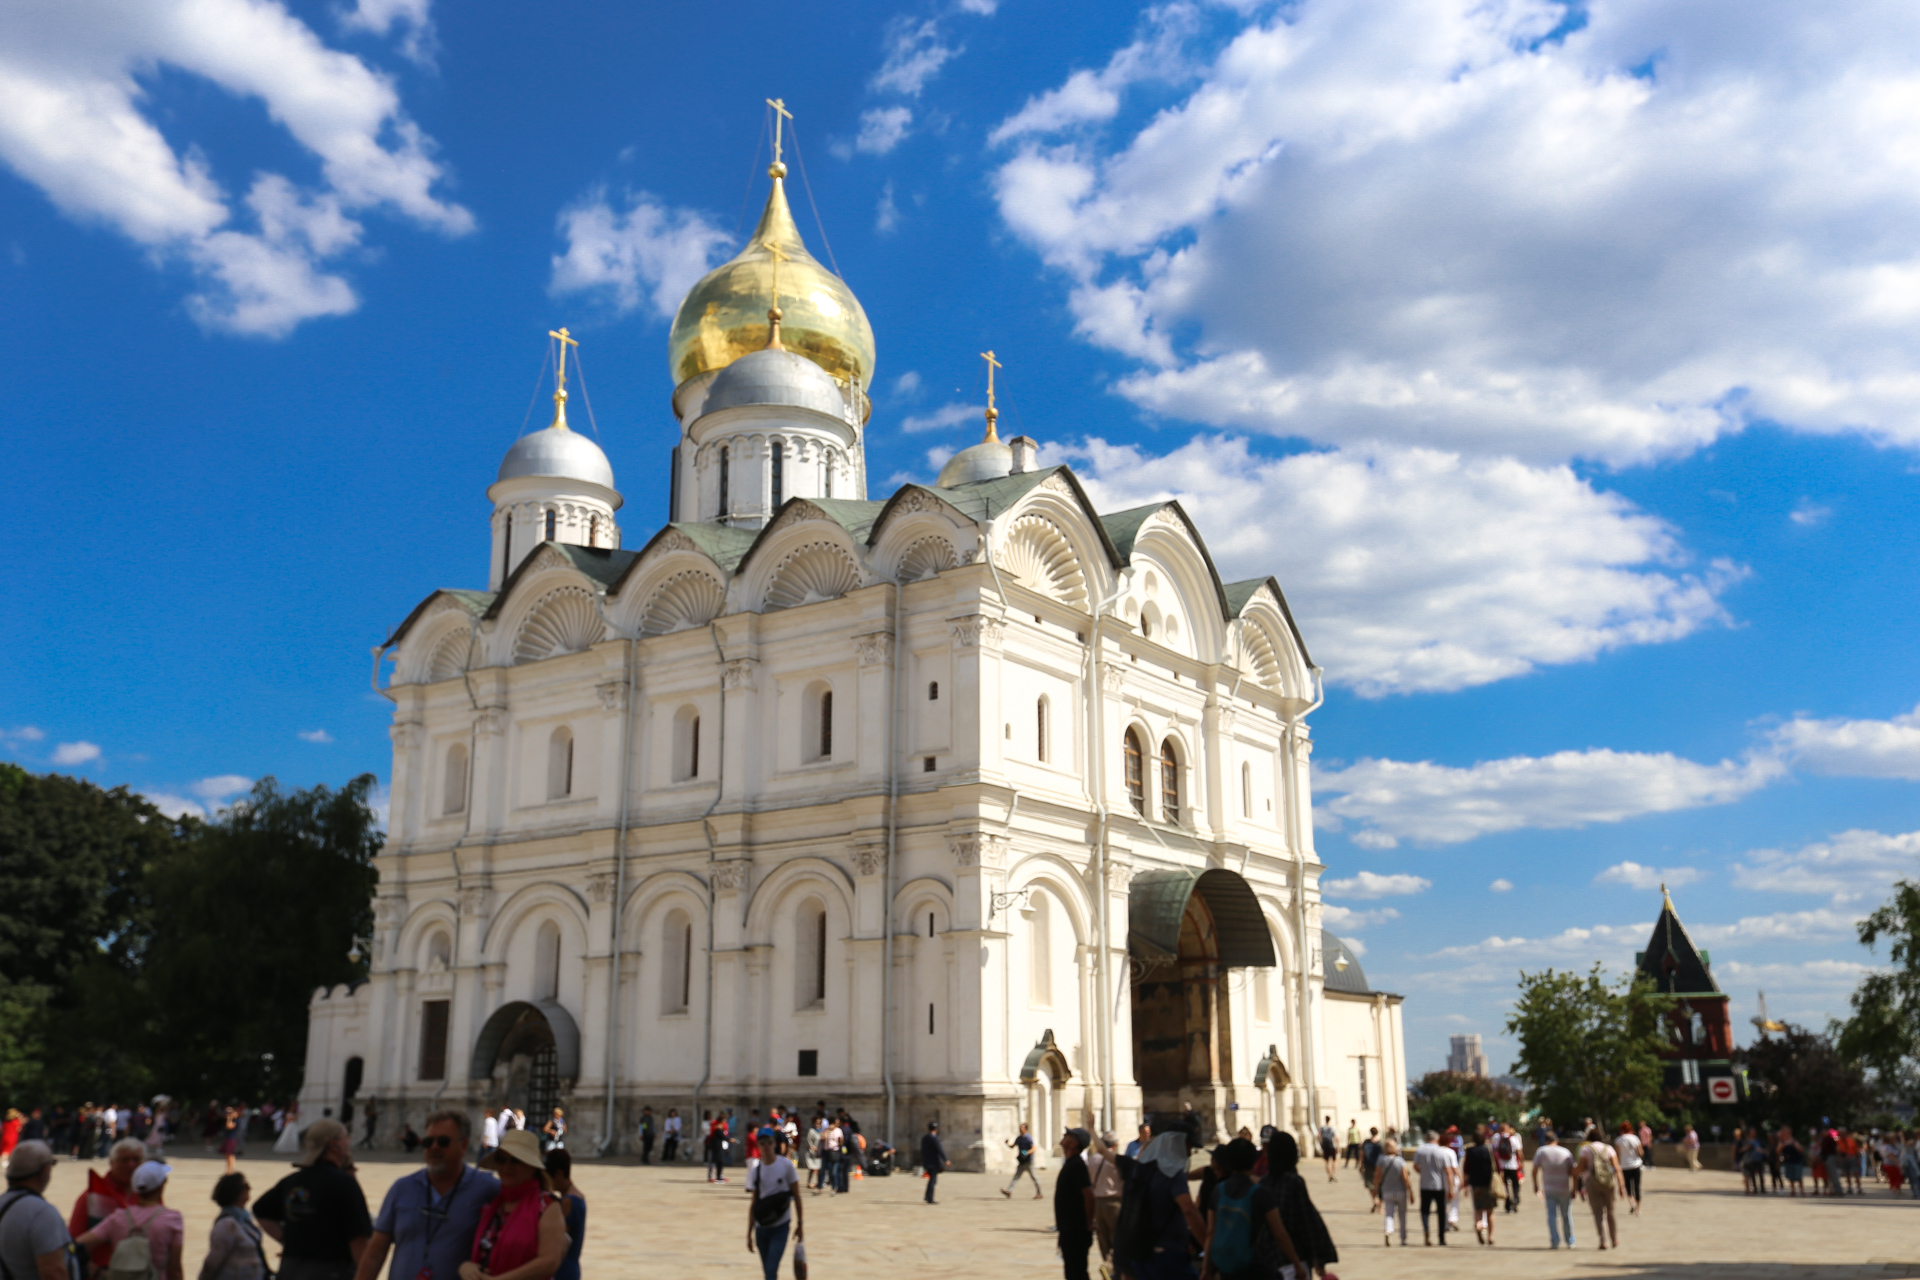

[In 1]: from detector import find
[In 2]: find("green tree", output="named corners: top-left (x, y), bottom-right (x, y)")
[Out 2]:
top-left (1836, 879), bottom-right (1920, 1106)
top-left (1506, 964), bottom-right (1672, 1131)
top-left (1740, 1024), bottom-right (1870, 1131)
top-left (1407, 1070), bottom-right (1525, 1135)
top-left (141, 775), bottom-right (381, 1100)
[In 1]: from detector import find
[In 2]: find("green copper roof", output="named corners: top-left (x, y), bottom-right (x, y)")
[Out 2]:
top-left (383, 587), bottom-right (497, 648)
top-left (1127, 868), bottom-right (1277, 968)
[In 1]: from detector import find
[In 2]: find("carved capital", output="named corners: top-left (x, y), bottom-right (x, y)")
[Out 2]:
top-left (949, 831), bottom-right (1010, 869)
top-left (712, 860), bottom-right (751, 894)
top-left (596, 681), bottom-right (628, 712)
top-left (851, 842), bottom-right (886, 878)
top-left (1104, 862), bottom-right (1136, 891)
top-left (475, 707), bottom-right (508, 736)
top-left (950, 614), bottom-right (1006, 650)
top-left (373, 894), bottom-right (407, 927)
top-left (586, 872), bottom-right (617, 905)
top-left (1102, 666), bottom-right (1126, 695)
top-left (854, 631), bottom-right (894, 667)
top-left (390, 720), bottom-right (425, 749)
top-left (460, 883), bottom-right (493, 918)
top-left (660, 530), bottom-right (697, 554)
top-left (1217, 707), bottom-right (1238, 735)
top-left (721, 660), bottom-right (758, 692)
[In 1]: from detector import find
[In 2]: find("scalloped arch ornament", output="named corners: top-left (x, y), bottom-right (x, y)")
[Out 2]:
top-left (897, 535), bottom-right (958, 583)
top-left (1242, 619), bottom-right (1284, 689)
top-left (513, 587), bottom-right (604, 664)
top-left (640, 570), bottom-right (727, 636)
top-left (764, 542), bottom-right (861, 610)
top-left (999, 514), bottom-right (1087, 607)
top-left (426, 628), bottom-right (471, 682)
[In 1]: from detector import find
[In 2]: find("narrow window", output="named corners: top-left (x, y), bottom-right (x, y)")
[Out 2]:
top-left (418, 1000), bottom-right (450, 1081)
top-left (547, 726), bottom-right (574, 800)
top-left (815, 908), bottom-right (828, 1003)
top-left (545, 509), bottom-right (557, 542)
top-left (820, 690), bottom-right (833, 758)
top-left (771, 441), bottom-right (785, 508)
top-left (663, 909), bottom-right (692, 1013)
top-left (1358, 1058), bottom-right (1370, 1109)
top-left (1036, 697), bottom-right (1050, 764)
top-left (1160, 739), bottom-right (1179, 822)
top-left (719, 446), bottom-right (731, 516)
top-left (443, 742), bottom-right (468, 816)
top-left (823, 454), bottom-right (832, 499)
top-left (501, 519), bottom-right (512, 582)
top-left (927, 912), bottom-right (935, 938)
top-left (1124, 729), bottom-right (1145, 814)
top-left (928, 681), bottom-right (939, 701)
top-left (798, 1049), bottom-right (819, 1077)
top-left (1241, 762), bottom-right (1253, 819)
top-left (923, 756), bottom-right (935, 773)
top-left (928, 1003), bottom-right (935, 1035)
top-left (534, 920), bottom-right (561, 1002)
top-left (689, 715), bottom-right (700, 779)
top-left (589, 514), bottom-right (600, 545)
top-left (681, 917), bottom-right (693, 1010)
top-left (1254, 966), bottom-right (1271, 1023)
top-left (1030, 892), bottom-right (1052, 1005)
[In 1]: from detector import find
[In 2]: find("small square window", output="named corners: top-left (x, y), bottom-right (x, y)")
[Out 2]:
top-left (923, 756), bottom-right (936, 773)
top-left (798, 1049), bottom-right (819, 1077)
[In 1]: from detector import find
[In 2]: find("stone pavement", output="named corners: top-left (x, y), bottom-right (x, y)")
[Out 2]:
top-left (40, 1149), bottom-right (1920, 1278)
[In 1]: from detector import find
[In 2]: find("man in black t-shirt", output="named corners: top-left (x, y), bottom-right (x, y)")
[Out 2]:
top-left (1462, 1124), bottom-right (1498, 1246)
top-left (255, 1119), bottom-right (372, 1280)
top-left (1054, 1128), bottom-right (1095, 1280)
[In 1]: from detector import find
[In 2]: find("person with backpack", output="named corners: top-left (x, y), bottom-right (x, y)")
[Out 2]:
top-left (1492, 1124), bottom-right (1522, 1212)
top-left (1116, 1119), bottom-right (1205, 1280)
top-left (0, 1142), bottom-right (79, 1280)
top-left (1462, 1126), bottom-right (1498, 1246)
top-left (1372, 1137), bottom-right (1414, 1246)
top-left (745, 1128), bottom-right (802, 1280)
top-left (1054, 1129), bottom-right (1096, 1280)
top-left (1002, 1122), bottom-right (1043, 1200)
top-left (73, 1161), bottom-right (183, 1280)
top-left (1200, 1138), bottom-right (1301, 1280)
top-left (1575, 1126), bottom-right (1623, 1249)
top-left (199, 1174), bottom-right (268, 1280)
top-left (1259, 1131), bottom-right (1338, 1277)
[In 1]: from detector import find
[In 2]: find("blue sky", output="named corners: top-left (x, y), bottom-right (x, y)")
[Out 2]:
top-left (4, 0), bottom-right (1920, 1076)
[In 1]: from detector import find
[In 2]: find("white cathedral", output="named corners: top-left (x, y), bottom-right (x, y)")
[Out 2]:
top-left (301, 144), bottom-right (1407, 1171)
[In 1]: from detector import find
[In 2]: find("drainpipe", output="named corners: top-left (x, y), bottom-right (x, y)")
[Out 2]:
top-left (431, 617), bottom-right (484, 1111)
top-left (1085, 571), bottom-right (1130, 1135)
top-left (883, 584), bottom-right (904, 1150)
top-left (1283, 666), bottom-right (1325, 1138)
top-left (691, 622), bottom-right (729, 1125)
top-left (594, 593), bottom-right (641, 1155)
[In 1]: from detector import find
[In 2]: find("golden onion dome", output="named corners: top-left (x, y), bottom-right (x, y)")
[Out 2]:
top-left (668, 172), bottom-right (875, 391)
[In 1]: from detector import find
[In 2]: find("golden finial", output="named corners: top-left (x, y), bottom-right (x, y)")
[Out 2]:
top-left (1662, 881), bottom-right (1672, 910)
top-left (547, 326), bottom-right (579, 431)
top-left (980, 350), bottom-right (1002, 443)
top-left (766, 97), bottom-right (792, 180)
top-left (764, 241), bottom-right (789, 349)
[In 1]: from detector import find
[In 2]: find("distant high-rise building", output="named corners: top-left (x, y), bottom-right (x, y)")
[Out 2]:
top-left (1448, 1033), bottom-right (1489, 1077)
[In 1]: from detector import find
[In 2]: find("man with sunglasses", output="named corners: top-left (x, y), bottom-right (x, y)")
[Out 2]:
top-left (353, 1111), bottom-right (497, 1280)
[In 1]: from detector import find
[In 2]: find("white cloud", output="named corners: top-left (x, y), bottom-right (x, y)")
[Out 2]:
top-left (990, 4), bottom-right (1202, 145)
top-left (339, 0), bottom-right (434, 62)
top-left (1489, 878), bottom-right (1513, 893)
top-left (956, 0), bottom-right (997, 13)
top-left (876, 181), bottom-right (901, 233)
top-left (991, 0), bottom-right (1920, 466)
top-left (144, 793), bottom-right (205, 821)
top-left (891, 370), bottom-right (922, 397)
top-left (1732, 828), bottom-right (1920, 905)
top-left (855, 107), bottom-right (913, 156)
top-left (1069, 434), bottom-right (1740, 695)
top-left (1594, 861), bottom-right (1703, 891)
top-left (549, 190), bottom-right (732, 319)
top-left (1322, 870), bottom-right (1431, 899)
top-left (1321, 903), bottom-right (1399, 932)
top-left (190, 774), bottom-right (253, 801)
top-left (1316, 748), bottom-right (1782, 847)
top-left (902, 402), bottom-right (985, 435)
top-left (871, 18), bottom-right (958, 97)
top-left (51, 742), bottom-right (101, 766)
top-left (1769, 703), bottom-right (1920, 781)
top-left (1, 726), bottom-right (46, 744)
top-left (298, 729), bottom-right (335, 744)
top-left (1692, 909), bottom-right (1862, 946)
top-left (1789, 500), bottom-right (1832, 528)
top-left (0, 0), bottom-right (470, 336)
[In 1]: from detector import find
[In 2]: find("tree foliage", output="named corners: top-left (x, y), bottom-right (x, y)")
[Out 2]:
top-left (0, 766), bottom-right (380, 1105)
top-left (1506, 964), bottom-right (1672, 1131)
top-left (1740, 1023), bottom-right (1871, 1131)
top-left (1407, 1070), bottom-right (1525, 1135)
top-left (1836, 879), bottom-right (1920, 1107)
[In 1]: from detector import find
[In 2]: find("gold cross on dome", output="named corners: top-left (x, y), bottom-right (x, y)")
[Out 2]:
top-left (549, 326), bottom-right (578, 394)
top-left (980, 350), bottom-right (1003, 442)
top-left (767, 97), bottom-right (793, 169)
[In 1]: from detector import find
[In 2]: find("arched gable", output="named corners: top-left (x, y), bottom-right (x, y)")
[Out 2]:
top-left (1007, 853), bottom-right (1095, 946)
top-left (733, 507), bottom-right (872, 613)
top-left (479, 882), bottom-right (591, 961)
top-left (390, 592), bottom-right (491, 684)
top-left (480, 549), bottom-right (606, 668)
top-left (513, 585), bottom-right (605, 664)
top-left (893, 876), bottom-right (955, 933)
top-left (743, 856), bottom-right (857, 945)
top-left (1230, 582), bottom-right (1314, 700)
top-left (1122, 508), bottom-right (1234, 660)
top-left (868, 487), bottom-right (978, 583)
top-left (991, 473), bottom-right (1123, 610)
top-left (621, 869), bottom-right (713, 943)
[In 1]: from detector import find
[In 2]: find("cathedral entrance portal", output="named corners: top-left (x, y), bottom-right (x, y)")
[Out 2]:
top-left (470, 999), bottom-right (581, 1121)
top-left (1128, 869), bottom-right (1275, 1142)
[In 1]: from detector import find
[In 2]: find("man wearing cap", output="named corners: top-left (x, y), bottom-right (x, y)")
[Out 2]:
top-left (1055, 1129), bottom-right (1096, 1280)
top-left (255, 1119), bottom-right (372, 1280)
top-left (0, 1142), bottom-right (75, 1280)
top-left (353, 1112), bottom-right (496, 1280)
top-left (66, 1136), bottom-right (143, 1272)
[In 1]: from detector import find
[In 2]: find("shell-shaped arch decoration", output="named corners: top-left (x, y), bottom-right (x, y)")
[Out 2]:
top-left (998, 513), bottom-right (1087, 608)
top-left (897, 535), bottom-right (957, 583)
top-left (640, 570), bottom-right (727, 636)
top-left (513, 587), bottom-right (605, 664)
top-left (765, 542), bottom-right (862, 610)
top-left (426, 628), bottom-right (472, 682)
top-left (1241, 619), bottom-right (1283, 689)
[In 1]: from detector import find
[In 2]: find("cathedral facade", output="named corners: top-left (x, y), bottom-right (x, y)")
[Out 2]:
top-left (300, 153), bottom-right (1407, 1171)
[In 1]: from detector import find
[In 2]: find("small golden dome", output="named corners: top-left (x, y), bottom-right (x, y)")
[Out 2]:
top-left (668, 176), bottom-right (875, 391)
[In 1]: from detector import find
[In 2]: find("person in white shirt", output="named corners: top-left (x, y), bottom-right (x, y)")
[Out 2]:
top-left (747, 1134), bottom-right (803, 1280)
top-left (1411, 1130), bottom-right (1459, 1246)
top-left (663, 1109), bottom-right (683, 1163)
top-left (1493, 1123), bottom-right (1524, 1212)
top-left (1612, 1122), bottom-right (1645, 1213)
top-left (1531, 1129), bottom-right (1577, 1249)
top-left (480, 1109), bottom-right (501, 1158)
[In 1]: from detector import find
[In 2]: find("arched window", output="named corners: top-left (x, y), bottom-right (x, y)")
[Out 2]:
top-left (443, 742), bottom-right (468, 816)
top-left (544, 509), bottom-right (557, 542)
top-left (797, 900), bottom-right (828, 1008)
top-left (1160, 739), bottom-right (1180, 822)
top-left (1029, 891), bottom-right (1053, 1006)
top-left (719, 446), bottom-right (731, 516)
top-left (771, 441), bottom-right (785, 507)
top-left (501, 520), bottom-right (512, 583)
top-left (1241, 761), bottom-right (1253, 819)
top-left (804, 683), bottom-right (834, 762)
top-left (672, 706), bottom-right (700, 782)
top-left (662, 908), bottom-right (692, 1014)
top-left (534, 920), bottom-right (561, 1002)
top-left (1036, 696), bottom-right (1051, 764)
top-left (547, 726), bottom-right (574, 800)
top-left (823, 454), bottom-right (833, 498)
top-left (589, 514), bottom-right (600, 545)
top-left (1254, 965), bottom-right (1271, 1023)
top-left (820, 689), bottom-right (833, 758)
top-left (1124, 729), bottom-right (1145, 814)
top-left (425, 930), bottom-right (451, 971)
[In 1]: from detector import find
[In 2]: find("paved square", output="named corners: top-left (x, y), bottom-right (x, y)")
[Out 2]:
top-left (42, 1150), bottom-right (1920, 1278)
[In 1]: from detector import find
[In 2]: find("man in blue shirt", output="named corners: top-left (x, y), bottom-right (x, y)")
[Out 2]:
top-left (352, 1110), bottom-right (497, 1280)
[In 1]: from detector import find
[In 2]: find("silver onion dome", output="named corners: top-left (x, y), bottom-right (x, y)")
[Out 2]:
top-left (936, 438), bottom-right (1014, 487)
top-left (702, 347), bottom-right (848, 420)
top-left (496, 425), bottom-right (616, 490)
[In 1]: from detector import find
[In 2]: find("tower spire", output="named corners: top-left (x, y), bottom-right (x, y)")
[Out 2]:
top-left (548, 326), bottom-right (578, 431)
top-left (980, 350), bottom-right (1002, 443)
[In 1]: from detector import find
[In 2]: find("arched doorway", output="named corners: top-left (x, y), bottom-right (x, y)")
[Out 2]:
top-left (1128, 869), bottom-right (1275, 1140)
top-left (1020, 1029), bottom-right (1072, 1158)
top-left (1253, 1045), bottom-right (1291, 1132)
top-left (470, 1000), bottom-right (581, 1121)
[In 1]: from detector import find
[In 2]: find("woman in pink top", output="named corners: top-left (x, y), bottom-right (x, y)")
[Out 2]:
top-left (75, 1161), bottom-right (185, 1280)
